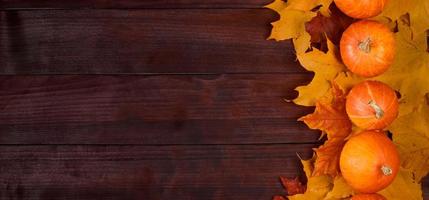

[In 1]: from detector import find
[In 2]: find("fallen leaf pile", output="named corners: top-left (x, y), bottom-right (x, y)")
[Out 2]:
top-left (266, 0), bottom-right (429, 199)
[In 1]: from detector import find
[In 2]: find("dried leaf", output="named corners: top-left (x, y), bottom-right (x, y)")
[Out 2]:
top-left (333, 71), bottom-right (363, 93)
top-left (323, 176), bottom-right (354, 200)
top-left (305, 5), bottom-right (355, 46)
top-left (390, 103), bottom-right (429, 182)
top-left (280, 177), bottom-right (306, 195)
top-left (265, 0), bottom-right (288, 13)
top-left (285, 0), bottom-right (333, 16)
top-left (288, 176), bottom-right (332, 200)
top-left (273, 196), bottom-right (287, 200)
top-left (301, 158), bottom-right (314, 178)
top-left (294, 40), bottom-right (346, 106)
top-left (266, 0), bottom-right (315, 54)
top-left (379, 0), bottom-right (429, 34)
top-left (299, 83), bottom-right (351, 139)
top-left (312, 138), bottom-right (346, 177)
top-left (300, 84), bottom-right (351, 177)
top-left (288, 160), bottom-right (333, 200)
top-left (376, 18), bottom-right (429, 116)
top-left (379, 169), bottom-right (422, 200)
top-left (269, 9), bottom-right (316, 43)
top-left (267, 0), bottom-right (336, 54)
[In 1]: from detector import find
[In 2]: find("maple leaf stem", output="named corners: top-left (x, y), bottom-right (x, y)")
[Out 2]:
top-left (381, 165), bottom-right (393, 176)
top-left (368, 100), bottom-right (384, 119)
top-left (358, 37), bottom-right (372, 53)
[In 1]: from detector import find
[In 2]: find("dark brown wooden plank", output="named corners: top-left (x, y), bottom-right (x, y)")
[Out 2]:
top-left (0, 144), bottom-right (428, 199)
top-left (0, 74), bottom-right (318, 145)
top-left (0, 9), bottom-right (299, 74)
top-left (0, 144), bottom-right (315, 200)
top-left (0, 145), bottom-right (427, 199)
top-left (0, 0), bottom-right (272, 9)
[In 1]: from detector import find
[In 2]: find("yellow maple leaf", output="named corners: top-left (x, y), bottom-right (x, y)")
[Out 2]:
top-left (288, 175), bottom-right (332, 200)
top-left (286, 159), bottom-right (356, 200)
top-left (269, 10), bottom-right (316, 43)
top-left (266, 0), bottom-right (333, 18)
top-left (376, 18), bottom-right (429, 116)
top-left (390, 103), bottom-right (429, 182)
top-left (294, 40), bottom-right (347, 106)
top-left (379, 0), bottom-right (415, 22)
top-left (285, 0), bottom-right (333, 16)
top-left (266, 0), bottom-right (335, 54)
top-left (379, 0), bottom-right (429, 34)
top-left (301, 156), bottom-right (314, 178)
top-left (333, 72), bottom-right (363, 92)
top-left (267, 0), bottom-right (313, 54)
top-left (379, 169), bottom-right (422, 200)
top-left (288, 159), bottom-right (333, 200)
top-left (323, 176), bottom-right (353, 200)
top-left (265, 0), bottom-right (288, 13)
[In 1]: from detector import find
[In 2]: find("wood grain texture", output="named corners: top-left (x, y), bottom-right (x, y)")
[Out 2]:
top-left (0, 144), bottom-right (427, 199)
top-left (0, 144), bottom-right (315, 200)
top-left (1, 3), bottom-right (427, 199)
top-left (0, 74), bottom-right (318, 144)
top-left (0, 9), bottom-right (301, 74)
top-left (0, 0), bottom-right (274, 9)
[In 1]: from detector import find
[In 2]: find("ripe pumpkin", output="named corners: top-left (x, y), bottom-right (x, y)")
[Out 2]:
top-left (340, 131), bottom-right (400, 193)
top-left (334, 0), bottom-right (388, 19)
top-left (340, 20), bottom-right (395, 77)
top-left (346, 80), bottom-right (398, 130)
top-left (351, 194), bottom-right (387, 200)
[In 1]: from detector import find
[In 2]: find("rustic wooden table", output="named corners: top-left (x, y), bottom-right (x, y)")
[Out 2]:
top-left (0, 1), bottom-right (427, 199)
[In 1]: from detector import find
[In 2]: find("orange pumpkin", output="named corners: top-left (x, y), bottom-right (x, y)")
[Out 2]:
top-left (340, 20), bottom-right (395, 77)
top-left (334, 0), bottom-right (388, 19)
top-left (346, 80), bottom-right (398, 130)
top-left (351, 194), bottom-right (387, 200)
top-left (340, 131), bottom-right (400, 193)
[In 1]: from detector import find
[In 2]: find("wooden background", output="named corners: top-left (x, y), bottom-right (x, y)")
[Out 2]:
top-left (0, 1), bottom-right (427, 199)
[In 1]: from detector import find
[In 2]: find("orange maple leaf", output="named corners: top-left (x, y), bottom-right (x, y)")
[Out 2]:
top-left (299, 83), bottom-right (351, 139)
top-left (312, 137), bottom-right (346, 177)
top-left (299, 83), bottom-right (352, 176)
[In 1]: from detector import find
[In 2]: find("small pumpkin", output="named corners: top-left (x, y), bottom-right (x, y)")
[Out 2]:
top-left (334, 0), bottom-right (388, 19)
top-left (340, 131), bottom-right (400, 193)
top-left (340, 20), bottom-right (395, 77)
top-left (346, 80), bottom-right (398, 130)
top-left (351, 193), bottom-right (387, 200)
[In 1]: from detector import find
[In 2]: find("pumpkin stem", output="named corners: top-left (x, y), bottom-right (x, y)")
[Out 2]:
top-left (358, 37), bottom-right (372, 53)
top-left (381, 165), bottom-right (393, 176)
top-left (368, 100), bottom-right (384, 119)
